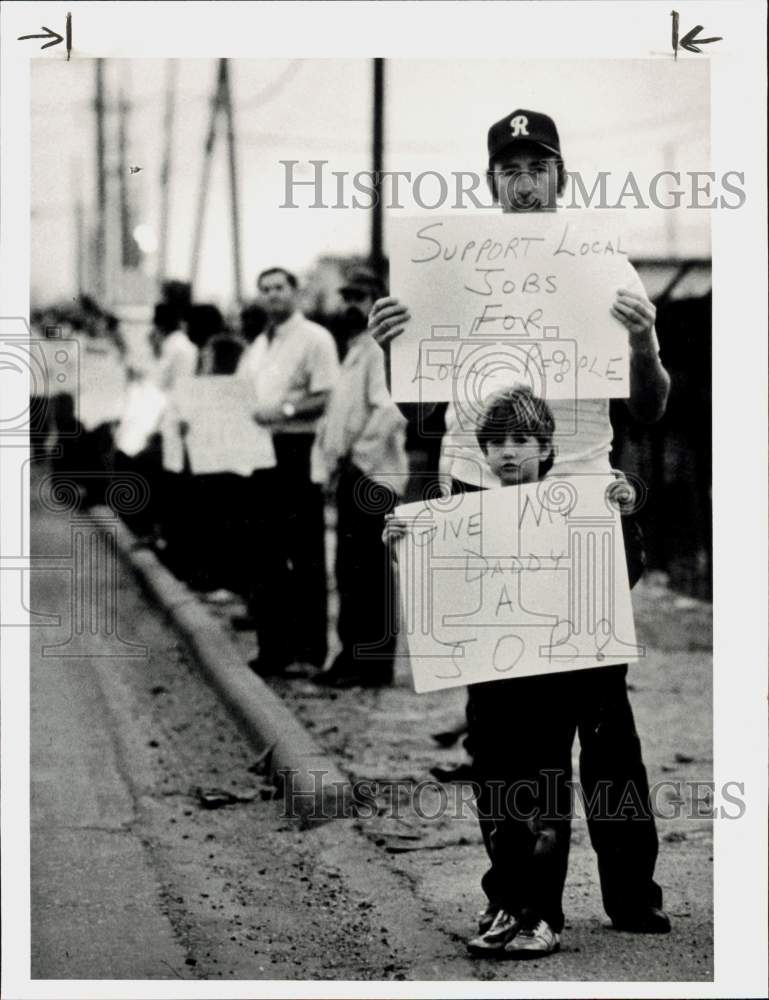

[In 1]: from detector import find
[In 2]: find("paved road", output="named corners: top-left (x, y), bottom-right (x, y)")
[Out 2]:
top-left (30, 500), bottom-right (483, 981)
top-left (29, 495), bottom-right (713, 983)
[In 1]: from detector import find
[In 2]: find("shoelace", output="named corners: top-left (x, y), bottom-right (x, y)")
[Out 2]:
top-left (491, 910), bottom-right (516, 929)
top-left (518, 920), bottom-right (549, 940)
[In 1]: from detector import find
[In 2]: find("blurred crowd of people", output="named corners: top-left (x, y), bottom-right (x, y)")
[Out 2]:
top-left (32, 266), bottom-right (409, 688)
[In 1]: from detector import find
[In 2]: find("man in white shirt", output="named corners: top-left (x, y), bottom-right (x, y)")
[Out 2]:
top-left (240, 267), bottom-right (339, 675)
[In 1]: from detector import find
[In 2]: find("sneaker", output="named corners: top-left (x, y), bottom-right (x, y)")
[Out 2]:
top-left (611, 906), bottom-right (671, 934)
top-left (467, 909), bottom-right (519, 955)
top-left (504, 919), bottom-right (560, 958)
top-left (478, 903), bottom-right (500, 934)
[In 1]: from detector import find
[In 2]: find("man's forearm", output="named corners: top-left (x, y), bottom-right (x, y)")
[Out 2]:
top-left (382, 341), bottom-right (437, 424)
top-left (290, 390), bottom-right (328, 420)
top-left (627, 346), bottom-right (670, 424)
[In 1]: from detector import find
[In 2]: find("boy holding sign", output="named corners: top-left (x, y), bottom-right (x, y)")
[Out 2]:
top-left (385, 387), bottom-right (664, 958)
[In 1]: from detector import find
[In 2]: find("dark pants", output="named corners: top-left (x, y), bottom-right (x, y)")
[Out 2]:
top-left (451, 477), bottom-right (658, 928)
top-left (51, 392), bottom-right (115, 506)
top-left (468, 666), bottom-right (662, 932)
top-left (188, 472), bottom-right (251, 595)
top-left (251, 434), bottom-right (328, 668)
top-left (335, 462), bottom-right (398, 674)
top-left (30, 394), bottom-right (50, 460)
top-left (159, 463), bottom-right (199, 584)
top-left (113, 439), bottom-right (163, 539)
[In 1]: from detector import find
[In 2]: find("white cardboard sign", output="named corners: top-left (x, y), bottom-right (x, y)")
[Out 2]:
top-left (77, 342), bottom-right (127, 431)
top-left (395, 475), bottom-right (640, 693)
top-left (389, 211), bottom-right (635, 403)
top-left (172, 375), bottom-right (276, 476)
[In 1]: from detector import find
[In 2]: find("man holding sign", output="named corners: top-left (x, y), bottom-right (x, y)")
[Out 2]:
top-left (375, 109), bottom-right (669, 485)
top-left (370, 109), bottom-right (671, 957)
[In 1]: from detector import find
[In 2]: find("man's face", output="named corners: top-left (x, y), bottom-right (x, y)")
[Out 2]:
top-left (484, 432), bottom-right (548, 486)
top-left (339, 288), bottom-right (375, 336)
top-left (258, 272), bottom-right (297, 322)
top-left (491, 141), bottom-right (559, 213)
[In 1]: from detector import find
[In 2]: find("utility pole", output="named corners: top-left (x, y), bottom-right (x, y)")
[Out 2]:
top-left (189, 59), bottom-right (244, 305)
top-left (220, 60), bottom-right (244, 305)
top-left (71, 157), bottom-right (85, 297)
top-left (117, 87), bottom-right (130, 267)
top-left (157, 59), bottom-right (177, 289)
top-left (370, 58), bottom-right (385, 280)
top-left (75, 196), bottom-right (84, 297)
top-left (189, 63), bottom-right (224, 297)
top-left (94, 59), bottom-right (107, 301)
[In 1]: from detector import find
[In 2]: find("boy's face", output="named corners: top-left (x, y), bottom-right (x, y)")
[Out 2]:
top-left (484, 433), bottom-right (549, 486)
top-left (491, 141), bottom-right (559, 213)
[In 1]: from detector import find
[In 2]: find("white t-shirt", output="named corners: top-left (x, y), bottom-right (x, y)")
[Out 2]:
top-left (154, 330), bottom-right (199, 471)
top-left (153, 329), bottom-right (198, 391)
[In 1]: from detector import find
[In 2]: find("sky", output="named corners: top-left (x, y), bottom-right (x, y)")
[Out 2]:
top-left (31, 57), bottom-right (711, 307)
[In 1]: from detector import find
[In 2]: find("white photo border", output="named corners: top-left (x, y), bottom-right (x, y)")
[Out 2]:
top-left (1, 2), bottom-right (766, 998)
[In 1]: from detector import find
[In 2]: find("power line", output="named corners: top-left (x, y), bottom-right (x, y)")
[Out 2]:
top-left (237, 60), bottom-right (306, 110)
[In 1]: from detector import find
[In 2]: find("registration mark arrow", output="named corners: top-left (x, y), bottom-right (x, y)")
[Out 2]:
top-left (17, 25), bottom-right (64, 49)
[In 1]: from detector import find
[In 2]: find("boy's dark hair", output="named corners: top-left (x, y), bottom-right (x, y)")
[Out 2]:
top-left (257, 267), bottom-right (298, 291)
top-left (476, 386), bottom-right (556, 477)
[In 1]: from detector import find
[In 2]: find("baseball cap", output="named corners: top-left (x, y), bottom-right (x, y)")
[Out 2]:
top-left (339, 265), bottom-right (384, 298)
top-left (487, 109), bottom-right (561, 165)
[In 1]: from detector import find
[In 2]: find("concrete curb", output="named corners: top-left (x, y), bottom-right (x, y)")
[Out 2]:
top-left (94, 506), bottom-right (351, 825)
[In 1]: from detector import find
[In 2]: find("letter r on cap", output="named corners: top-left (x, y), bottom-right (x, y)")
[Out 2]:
top-left (510, 115), bottom-right (529, 137)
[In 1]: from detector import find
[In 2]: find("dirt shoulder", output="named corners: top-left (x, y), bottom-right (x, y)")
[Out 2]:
top-left (210, 572), bottom-right (714, 981)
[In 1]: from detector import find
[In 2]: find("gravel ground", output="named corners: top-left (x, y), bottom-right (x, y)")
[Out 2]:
top-left (205, 536), bottom-right (715, 982)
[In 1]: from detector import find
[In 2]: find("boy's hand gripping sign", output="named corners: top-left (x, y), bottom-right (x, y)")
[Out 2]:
top-left (389, 212), bottom-right (634, 404)
top-left (395, 475), bottom-right (641, 693)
